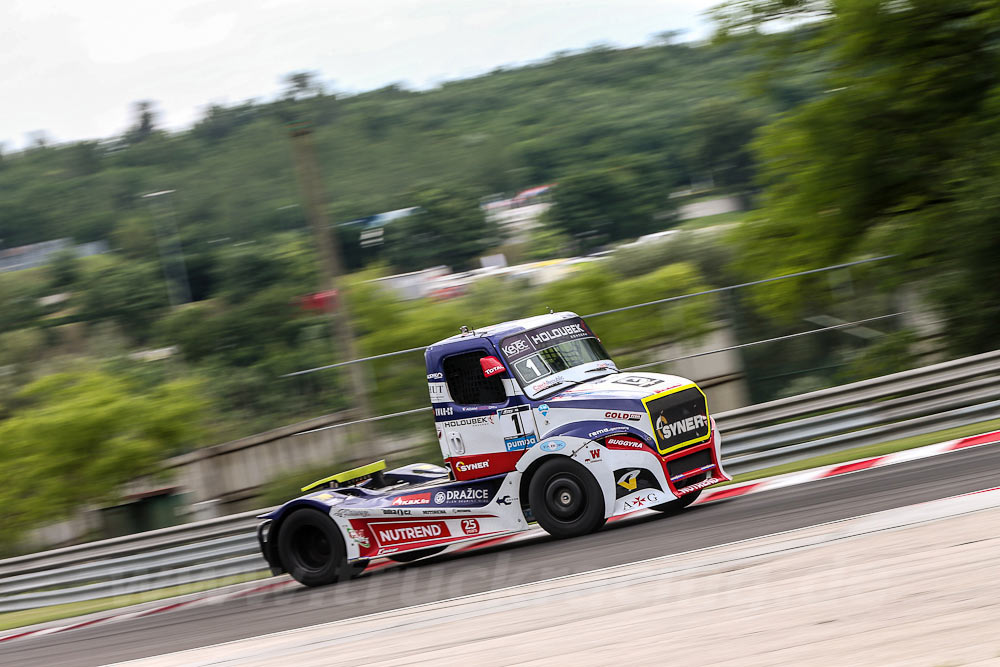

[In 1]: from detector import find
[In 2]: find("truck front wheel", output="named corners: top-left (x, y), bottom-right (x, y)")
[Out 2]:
top-left (277, 508), bottom-right (365, 586)
top-left (528, 458), bottom-right (606, 538)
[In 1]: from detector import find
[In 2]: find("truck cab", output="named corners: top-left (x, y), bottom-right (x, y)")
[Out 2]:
top-left (425, 311), bottom-right (725, 501)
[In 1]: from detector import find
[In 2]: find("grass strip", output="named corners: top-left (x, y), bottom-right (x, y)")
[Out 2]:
top-left (0, 570), bottom-right (270, 632)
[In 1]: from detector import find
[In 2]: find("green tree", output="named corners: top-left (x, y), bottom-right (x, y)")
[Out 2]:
top-left (0, 367), bottom-right (208, 550)
top-left (546, 162), bottom-right (674, 251)
top-left (718, 0), bottom-right (1000, 352)
top-left (79, 257), bottom-right (170, 342)
top-left (383, 188), bottom-right (500, 271)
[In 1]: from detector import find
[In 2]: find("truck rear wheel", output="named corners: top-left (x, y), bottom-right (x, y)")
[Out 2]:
top-left (277, 508), bottom-right (364, 586)
top-left (529, 458), bottom-right (606, 538)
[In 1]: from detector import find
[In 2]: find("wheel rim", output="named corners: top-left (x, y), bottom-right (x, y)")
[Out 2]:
top-left (291, 524), bottom-right (331, 572)
top-left (544, 473), bottom-right (586, 523)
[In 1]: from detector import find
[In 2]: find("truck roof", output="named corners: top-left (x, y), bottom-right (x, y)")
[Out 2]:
top-left (427, 311), bottom-right (580, 350)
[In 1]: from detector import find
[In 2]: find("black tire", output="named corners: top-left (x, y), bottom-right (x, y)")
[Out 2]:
top-left (650, 489), bottom-right (701, 515)
top-left (388, 546), bottom-right (447, 563)
top-left (277, 508), bottom-right (364, 586)
top-left (528, 458), bottom-right (607, 539)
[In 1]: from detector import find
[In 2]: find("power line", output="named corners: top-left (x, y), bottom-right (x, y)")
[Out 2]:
top-left (281, 254), bottom-right (897, 378)
top-left (292, 312), bottom-right (905, 437)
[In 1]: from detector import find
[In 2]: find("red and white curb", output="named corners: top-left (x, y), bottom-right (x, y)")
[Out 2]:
top-left (696, 429), bottom-right (1000, 503)
top-left (3, 429), bottom-right (998, 646)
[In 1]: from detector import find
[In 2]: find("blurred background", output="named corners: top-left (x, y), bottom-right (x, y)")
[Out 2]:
top-left (1, 0), bottom-right (998, 558)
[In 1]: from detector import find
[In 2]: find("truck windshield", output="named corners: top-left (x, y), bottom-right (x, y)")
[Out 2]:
top-left (510, 338), bottom-right (609, 384)
top-left (500, 318), bottom-right (615, 396)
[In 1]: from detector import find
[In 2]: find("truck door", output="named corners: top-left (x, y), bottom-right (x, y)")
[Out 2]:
top-left (439, 347), bottom-right (538, 480)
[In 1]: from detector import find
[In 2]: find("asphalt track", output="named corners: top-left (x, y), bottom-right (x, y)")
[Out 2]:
top-left (4, 444), bottom-right (999, 667)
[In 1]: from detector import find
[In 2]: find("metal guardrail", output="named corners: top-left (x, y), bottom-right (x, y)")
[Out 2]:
top-left (1, 349), bottom-right (997, 613)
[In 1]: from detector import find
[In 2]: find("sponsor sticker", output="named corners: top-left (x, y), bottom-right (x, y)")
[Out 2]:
top-left (427, 372), bottom-right (444, 380)
top-left (501, 338), bottom-right (530, 357)
top-left (461, 518), bottom-right (481, 535)
top-left (588, 426), bottom-right (627, 439)
top-left (504, 434), bottom-right (538, 451)
top-left (373, 521), bottom-right (451, 546)
top-left (676, 477), bottom-right (719, 495)
top-left (622, 491), bottom-right (662, 511)
top-left (605, 411), bottom-right (642, 422)
top-left (347, 528), bottom-right (370, 548)
top-left (442, 416), bottom-right (492, 428)
top-left (617, 470), bottom-right (641, 492)
top-left (455, 460), bottom-right (490, 473)
top-left (539, 439), bottom-right (566, 452)
top-left (585, 448), bottom-right (601, 462)
top-left (605, 435), bottom-right (646, 449)
top-left (432, 487), bottom-right (492, 505)
top-left (656, 414), bottom-right (708, 440)
top-left (537, 403), bottom-right (549, 416)
top-left (434, 407), bottom-right (454, 417)
top-left (383, 509), bottom-right (412, 516)
top-left (391, 493), bottom-right (431, 506)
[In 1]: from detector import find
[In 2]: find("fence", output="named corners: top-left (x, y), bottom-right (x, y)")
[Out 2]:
top-left (2, 349), bottom-right (997, 613)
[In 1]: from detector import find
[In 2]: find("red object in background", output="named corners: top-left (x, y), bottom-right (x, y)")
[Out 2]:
top-left (299, 290), bottom-right (338, 313)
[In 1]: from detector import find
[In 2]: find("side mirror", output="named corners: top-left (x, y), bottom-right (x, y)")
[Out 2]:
top-left (480, 356), bottom-right (507, 378)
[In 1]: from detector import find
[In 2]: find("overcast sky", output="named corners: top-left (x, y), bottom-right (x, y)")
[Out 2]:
top-left (1, 0), bottom-right (717, 150)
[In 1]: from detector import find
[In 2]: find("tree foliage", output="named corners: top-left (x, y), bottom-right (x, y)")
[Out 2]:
top-left (0, 367), bottom-right (208, 550)
top-left (719, 0), bottom-right (1000, 353)
top-left (383, 188), bottom-right (500, 271)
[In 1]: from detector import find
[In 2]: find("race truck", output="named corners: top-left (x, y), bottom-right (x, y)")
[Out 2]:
top-left (257, 311), bottom-right (729, 586)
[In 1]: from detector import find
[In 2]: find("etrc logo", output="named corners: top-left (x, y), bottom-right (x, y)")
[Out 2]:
top-left (538, 439), bottom-right (566, 452)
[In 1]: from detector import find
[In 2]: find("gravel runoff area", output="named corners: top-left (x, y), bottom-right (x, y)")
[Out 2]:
top-left (113, 487), bottom-right (1000, 667)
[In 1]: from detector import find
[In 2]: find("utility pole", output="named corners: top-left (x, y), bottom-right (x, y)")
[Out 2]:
top-left (142, 189), bottom-right (192, 307)
top-left (287, 119), bottom-right (374, 438)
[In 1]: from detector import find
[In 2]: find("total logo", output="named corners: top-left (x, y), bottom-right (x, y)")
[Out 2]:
top-left (455, 460), bottom-right (490, 473)
top-left (656, 414), bottom-right (708, 440)
top-left (391, 493), bottom-right (430, 506)
top-left (605, 411), bottom-right (642, 422)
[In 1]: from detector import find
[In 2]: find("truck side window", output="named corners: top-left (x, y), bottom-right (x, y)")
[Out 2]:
top-left (443, 351), bottom-right (506, 405)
